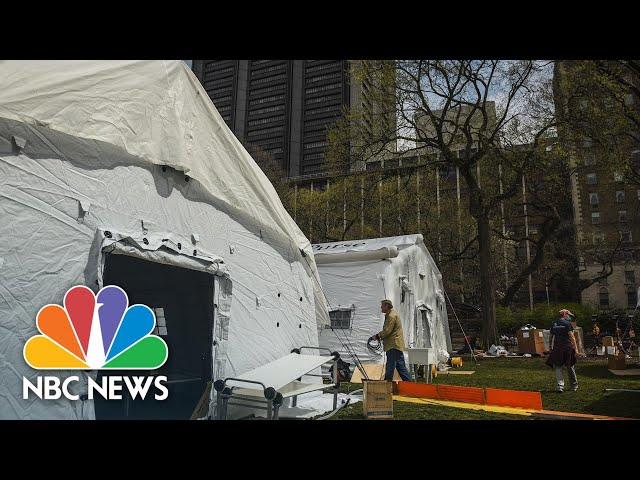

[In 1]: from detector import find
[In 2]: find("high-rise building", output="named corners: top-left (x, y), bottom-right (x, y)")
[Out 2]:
top-left (192, 60), bottom-right (394, 178)
top-left (554, 60), bottom-right (640, 311)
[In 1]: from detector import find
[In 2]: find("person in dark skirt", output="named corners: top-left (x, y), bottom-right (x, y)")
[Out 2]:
top-left (546, 309), bottom-right (581, 392)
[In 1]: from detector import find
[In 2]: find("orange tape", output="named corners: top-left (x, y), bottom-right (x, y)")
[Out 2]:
top-left (395, 382), bottom-right (486, 404)
top-left (395, 381), bottom-right (438, 399)
top-left (485, 387), bottom-right (543, 411)
top-left (437, 384), bottom-right (486, 405)
top-left (395, 382), bottom-right (544, 410)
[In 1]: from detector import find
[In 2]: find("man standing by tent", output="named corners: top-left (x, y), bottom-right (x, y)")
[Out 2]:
top-left (369, 300), bottom-right (412, 382)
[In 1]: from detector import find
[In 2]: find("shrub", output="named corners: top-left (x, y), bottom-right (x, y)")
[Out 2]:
top-left (496, 302), bottom-right (597, 333)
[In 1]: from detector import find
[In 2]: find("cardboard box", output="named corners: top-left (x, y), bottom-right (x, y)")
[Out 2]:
top-left (543, 327), bottom-right (585, 355)
top-left (517, 329), bottom-right (546, 354)
top-left (608, 354), bottom-right (626, 370)
top-left (362, 380), bottom-right (393, 419)
top-left (573, 327), bottom-right (585, 355)
top-left (603, 336), bottom-right (615, 347)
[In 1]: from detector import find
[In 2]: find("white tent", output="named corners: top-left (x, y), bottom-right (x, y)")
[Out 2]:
top-left (314, 234), bottom-right (452, 368)
top-left (0, 60), bottom-right (329, 420)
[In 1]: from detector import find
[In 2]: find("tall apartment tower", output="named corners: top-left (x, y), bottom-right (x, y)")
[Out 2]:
top-left (554, 61), bottom-right (640, 311)
top-left (192, 60), bottom-right (394, 178)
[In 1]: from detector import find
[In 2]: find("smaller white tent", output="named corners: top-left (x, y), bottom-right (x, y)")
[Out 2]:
top-left (314, 234), bottom-right (452, 367)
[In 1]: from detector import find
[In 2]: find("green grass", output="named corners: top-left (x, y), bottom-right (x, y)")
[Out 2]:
top-left (332, 356), bottom-right (640, 420)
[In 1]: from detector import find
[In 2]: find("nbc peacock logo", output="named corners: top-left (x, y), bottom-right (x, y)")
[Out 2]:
top-left (24, 285), bottom-right (168, 370)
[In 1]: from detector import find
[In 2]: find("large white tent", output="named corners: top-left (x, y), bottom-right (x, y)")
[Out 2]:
top-left (314, 235), bottom-right (452, 368)
top-left (0, 61), bottom-right (329, 420)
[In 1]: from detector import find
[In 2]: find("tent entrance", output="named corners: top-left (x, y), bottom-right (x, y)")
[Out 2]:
top-left (94, 253), bottom-right (215, 420)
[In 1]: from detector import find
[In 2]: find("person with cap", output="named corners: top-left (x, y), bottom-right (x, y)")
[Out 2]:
top-left (368, 299), bottom-right (412, 382)
top-left (546, 308), bottom-right (582, 392)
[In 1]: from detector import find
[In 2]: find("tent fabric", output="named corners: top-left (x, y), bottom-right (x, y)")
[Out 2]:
top-left (0, 60), bottom-right (328, 327)
top-left (0, 61), bottom-right (327, 419)
top-left (315, 235), bottom-right (452, 366)
top-left (312, 234), bottom-right (422, 256)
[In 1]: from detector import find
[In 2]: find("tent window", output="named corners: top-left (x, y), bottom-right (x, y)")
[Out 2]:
top-left (329, 308), bottom-right (353, 329)
top-left (152, 308), bottom-right (168, 336)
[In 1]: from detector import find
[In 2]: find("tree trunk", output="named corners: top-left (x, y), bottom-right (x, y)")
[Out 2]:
top-left (463, 165), bottom-right (499, 349)
top-left (477, 212), bottom-right (498, 348)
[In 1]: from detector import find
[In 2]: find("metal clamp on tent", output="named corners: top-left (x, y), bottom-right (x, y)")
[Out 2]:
top-left (213, 347), bottom-right (341, 420)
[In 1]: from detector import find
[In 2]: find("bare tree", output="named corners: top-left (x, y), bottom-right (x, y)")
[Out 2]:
top-left (331, 60), bottom-right (558, 348)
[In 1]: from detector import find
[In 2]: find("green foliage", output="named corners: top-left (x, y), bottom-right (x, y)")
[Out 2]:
top-left (497, 302), bottom-right (596, 333)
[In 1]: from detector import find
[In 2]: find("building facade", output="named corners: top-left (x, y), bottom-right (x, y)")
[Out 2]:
top-left (554, 61), bottom-right (640, 312)
top-left (192, 60), bottom-right (393, 178)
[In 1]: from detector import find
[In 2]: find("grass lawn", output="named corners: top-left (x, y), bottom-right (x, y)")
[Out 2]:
top-left (332, 356), bottom-right (640, 420)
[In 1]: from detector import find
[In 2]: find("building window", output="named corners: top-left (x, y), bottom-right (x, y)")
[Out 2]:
top-left (623, 250), bottom-right (634, 262)
top-left (599, 288), bottom-right (610, 308)
top-left (620, 230), bottom-right (632, 243)
top-left (593, 232), bottom-right (605, 245)
top-left (152, 308), bottom-right (168, 336)
top-left (306, 106), bottom-right (340, 116)
top-left (304, 153), bottom-right (325, 161)
top-left (248, 116), bottom-right (284, 127)
top-left (306, 62), bottom-right (340, 74)
top-left (586, 173), bottom-right (597, 185)
top-left (265, 147), bottom-right (284, 155)
top-left (328, 306), bottom-right (354, 329)
top-left (591, 212), bottom-right (601, 224)
top-left (249, 105), bottom-right (286, 116)
top-left (625, 270), bottom-right (636, 285)
top-left (584, 155), bottom-right (596, 166)
top-left (598, 276), bottom-right (609, 286)
top-left (366, 161), bottom-right (381, 171)
top-left (628, 286), bottom-right (638, 308)
top-left (303, 141), bottom-right (328, 150)
top-left (251, 74), bottom-right (287, 85)
top-left (305, 94), bottom-right (341, 105)
top-left (616, 190), bottom-right (626, 203)
top-left (439, 164), bottom-right (454, 180)
top-left (307, 73), bottom-right (341, 84)
top-left (251, 64), bottom-right (286, 76)
top-left (589, 193), bottom-right (599, 206)
top-left (619, 210), bottom-right (628, 223)
top-left (305, 83), bottom-right (341, 95)
top-left (249, 94), bottom-right (285, 106)
top-left (614, 171), bottom-right (624, 182)
top-left (246, 126), bottom-right (285, 138)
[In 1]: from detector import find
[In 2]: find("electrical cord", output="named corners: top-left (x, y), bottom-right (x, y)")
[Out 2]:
top-left (367, 337), bottom-right (384, 357)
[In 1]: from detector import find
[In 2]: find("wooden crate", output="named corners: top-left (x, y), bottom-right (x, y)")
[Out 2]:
top-left (517, 329), bottom-right (546, 354)
top-left (362, 380), bottom-right (393, 419)
top-left (608, 354), bottom-right (626, 370)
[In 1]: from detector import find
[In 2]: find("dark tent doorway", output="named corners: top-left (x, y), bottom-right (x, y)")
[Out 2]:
top-left (94, 253), bottom-right (215, 420)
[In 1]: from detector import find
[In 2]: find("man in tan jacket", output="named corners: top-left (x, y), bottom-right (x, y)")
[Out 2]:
top-left (369, 299), bottom-right (412, 381)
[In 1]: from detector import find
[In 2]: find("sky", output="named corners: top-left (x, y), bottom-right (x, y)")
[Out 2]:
top-left (183, 60), bottom-right (192, 69)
